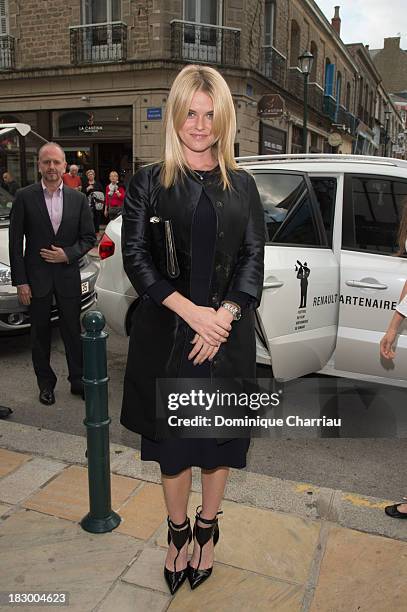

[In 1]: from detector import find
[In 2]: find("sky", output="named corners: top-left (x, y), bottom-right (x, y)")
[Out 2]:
top-left (315, 0), bottom-right (407, 50)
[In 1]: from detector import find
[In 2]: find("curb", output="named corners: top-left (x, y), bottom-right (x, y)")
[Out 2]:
top-left (0, 420), bottom-right (405, 542)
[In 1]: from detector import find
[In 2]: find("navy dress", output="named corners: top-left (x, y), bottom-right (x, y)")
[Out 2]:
top-left (140, 168), bottom-right (251, 475)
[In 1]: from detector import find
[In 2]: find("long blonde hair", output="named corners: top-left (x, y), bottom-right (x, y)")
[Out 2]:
top-left (160, 64), bottom-right (241, 190)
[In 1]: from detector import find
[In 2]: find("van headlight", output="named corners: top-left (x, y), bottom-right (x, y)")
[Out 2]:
top-left (0, 263), bottom-right (12, 285)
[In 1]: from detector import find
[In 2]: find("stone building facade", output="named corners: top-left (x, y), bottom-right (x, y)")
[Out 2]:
top-left (369, 37), bottom-right (407, 157)
top-left (370, 37), bottom-right (407, 95)
top-left (0, 0), bottom-right (400, 184)
top-left (346, 43), bottom-right (383, 156)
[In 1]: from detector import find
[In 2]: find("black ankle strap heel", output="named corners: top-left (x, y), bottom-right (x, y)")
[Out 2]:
top-left (164, 516), bottom-right (192, 595)
top-left (187, 505), bottom-right (223, 590)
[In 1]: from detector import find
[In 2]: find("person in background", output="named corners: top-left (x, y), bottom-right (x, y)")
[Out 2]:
top-left (2, 171), bottom-right (19, 196)
top-left (380, 204), bottom-right (407, 519)
top-left (63, 164), bottom-right (82, 191)
top-left (83, 169), bottom-right (104, 236)
top-left (104, 170), bottom-right (125, 222)
top-left (9, 143), bottom-right (95, 406)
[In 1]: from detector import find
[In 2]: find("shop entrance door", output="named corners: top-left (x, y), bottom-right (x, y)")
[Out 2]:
top-left (96, 142), bottom-right (132, 187)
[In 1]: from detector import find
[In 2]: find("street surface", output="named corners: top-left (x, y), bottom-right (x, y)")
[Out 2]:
top-left (1, 318), bottom-right (406, 502)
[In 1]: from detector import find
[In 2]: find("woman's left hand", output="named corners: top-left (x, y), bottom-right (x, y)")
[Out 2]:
top-left (188, 334), bottom-right (220, 365)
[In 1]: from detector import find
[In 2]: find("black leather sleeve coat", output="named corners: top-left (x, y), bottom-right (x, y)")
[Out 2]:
top-left (120, 162), bottom-right (265, 440)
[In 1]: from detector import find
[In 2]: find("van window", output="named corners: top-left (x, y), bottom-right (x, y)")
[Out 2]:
top-left (310, 177), bottom-right (337, 247)
top-left (344, 176), bottom-right (407, 254)
top-left (253, 173), bottom-right (319, 246)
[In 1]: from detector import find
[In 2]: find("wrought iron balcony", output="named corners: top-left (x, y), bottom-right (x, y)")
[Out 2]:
top-left (330, 106), bottom-right (358, 136)
top-left (70, 22), bottom-right (127, 65)
top-left (308, 83), bottom-right (324, 114)
top-left (287, 72), bottom-right (325, 115)
top-left (0, 35), bottom-right (15, 71)
top-left (287, 68), bottom-right (304, 100)
top-left (348, 113), bottom-right (358, 135)
top-left (171, 20), bottom-right (240, 66)
top-left (323, 95), bottom-right (337, 122)
top-left (260, 46), bottom-right (286, 88)
top-left (336, 106), bottom-right (358, 134)
top-left (336, 105), bottom-right (348, 127)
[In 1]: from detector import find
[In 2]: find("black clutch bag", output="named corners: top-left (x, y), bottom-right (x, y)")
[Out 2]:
top-left (149, 216), bottom-right (180, 279)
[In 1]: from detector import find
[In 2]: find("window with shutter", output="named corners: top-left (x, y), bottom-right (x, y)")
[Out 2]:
top-left (0, 0), bottom-right (8, 36)
top-left (324, 63), bottom-right (335, 97)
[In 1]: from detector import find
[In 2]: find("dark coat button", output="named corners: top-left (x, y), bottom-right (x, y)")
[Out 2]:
top-left (218, 231), bottom-right (224, 239)
top-left (216, 201), bottom-right (224, 208)
top-left (215, 263), bottom-right (222, 272)
top-left (211, 295), bottom-right (218, 305)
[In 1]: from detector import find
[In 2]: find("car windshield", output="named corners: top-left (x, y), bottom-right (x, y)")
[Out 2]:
top-left (0, 185), bottom-right (14, 220)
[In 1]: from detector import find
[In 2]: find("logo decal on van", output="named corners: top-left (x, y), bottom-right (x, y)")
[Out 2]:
top-left (295, 260), bottom-right (310, 308)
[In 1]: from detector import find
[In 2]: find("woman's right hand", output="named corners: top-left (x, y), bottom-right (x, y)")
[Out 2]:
top-left (188, 334), bottom-right (220, 365)
top-left (380, 329), bottom-right (397, 359)
top-left (183, 304), bottom-right (231, 346)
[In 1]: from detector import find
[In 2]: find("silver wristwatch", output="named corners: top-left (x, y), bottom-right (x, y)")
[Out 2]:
top-left (221, 301), bottom-right (241, 321)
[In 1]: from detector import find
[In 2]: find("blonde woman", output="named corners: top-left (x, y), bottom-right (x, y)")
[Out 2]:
top-left (380, 204), bottom-right (407, 519)
top-left (121, 65), bottom-right (265, 594)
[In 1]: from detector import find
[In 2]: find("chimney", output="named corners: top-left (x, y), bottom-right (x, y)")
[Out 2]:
top-left (384, 37), bottom-right (401, 50)
top-left (331, 6), bottom-right (341, 36)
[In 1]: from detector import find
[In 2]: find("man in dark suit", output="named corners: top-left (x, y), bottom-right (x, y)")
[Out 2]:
top-left (9, 142), bottom-right (95, 405)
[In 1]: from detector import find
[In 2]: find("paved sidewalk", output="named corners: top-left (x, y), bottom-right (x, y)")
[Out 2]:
top-left (0, 421), bottom-right (406, 612)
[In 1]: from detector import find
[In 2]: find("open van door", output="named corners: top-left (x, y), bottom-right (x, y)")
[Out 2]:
top-left (251, 170), bottom-right (340, 381)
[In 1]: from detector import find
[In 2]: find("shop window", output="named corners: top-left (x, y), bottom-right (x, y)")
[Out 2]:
top-left (291, 125), bottom-right (303, 154)
top-left (260, 124), bottom-right (286, 155)
top-left (310, 132), bottom-right (321, 153)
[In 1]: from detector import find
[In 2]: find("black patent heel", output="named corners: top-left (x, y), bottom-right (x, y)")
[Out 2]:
top-left (187, 505), bottom-right (223, 590)
top-left (164, 516), bottom-right (192, 595)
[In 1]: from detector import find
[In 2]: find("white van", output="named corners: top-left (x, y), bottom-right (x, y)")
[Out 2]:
top-left (95, 154), bottom-right (407, 387)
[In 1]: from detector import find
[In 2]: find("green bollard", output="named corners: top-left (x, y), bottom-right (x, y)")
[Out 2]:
top-left (80, 311), bottom-right (121, 533)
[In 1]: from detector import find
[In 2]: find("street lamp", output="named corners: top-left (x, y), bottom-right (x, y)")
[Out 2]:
top-left (299, 50), bottom-right (314, 154)
top-left (384, 106), bottom-right (392, 157)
